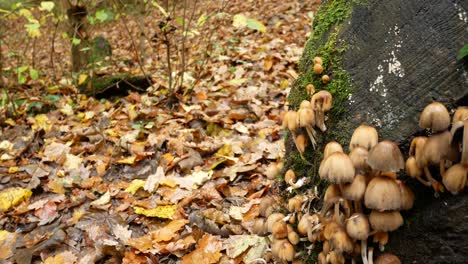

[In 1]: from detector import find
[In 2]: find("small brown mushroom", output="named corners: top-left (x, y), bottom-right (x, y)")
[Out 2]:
top-left (374, 253), bottom-right (401, 264)
top-left (282, 110), bottom-right (305, 159)
top-left (349, 125), bottom-right (379, 151)
top-left (405, 156), bottom-right (430, 187)
top-left (319, 152), bottom-right (356, 184)
top-left (266, 213), bottom-right (285, 233)
top-left (314, 56), bottom-right (323, 65)
top-left (324, 184), bottom-right (342, 204)
top-left (306, 84), bottom-right (315, 95)
top-left (364, 176), bottom-right (401, 211)
top-left (396, 180), bottom-right (415, 210)
top-left (367, 140), bottom-right (404, 179)
top-left (419, 131), bottom-right (451, 192)
top-left (252, 218), bottom-right (266, 235)
top-left (322, 74), bottom-right (330, 84)
top-left (272, 220), bottom-right (288, 239)
top-left (271, 239), bottom-right (295, 262)
top-left (453, 106), bottom-right (468, 124)
top-left (314, 63), bottom-right (324, 75)
top-left (341, 174), bottom-right (367, 212)
top-left (311, 90), bottom-right (333, 132)
top-left (288, 195), bottom-right (304, 213)
top-left (451, 120), bottom-right (468, 165)
top-left (369, 210), bottom-right (403, 250)
top-left (346, 213), bottom-right (371, 264)
top-left (419, 102), bottom-right (451, 132)
top-left (259, 196), bottom-right (275, 217)
top-left (324, 141), bottom-right (344, 160)
top-left (330, 228), bottom-right (354, 254)
top-left (296, 134), bottom-right (307, 155)
top-left (285, 169), bottom-right (296, 186)
top-left (442, 163), bottom-right (467, 194)
top-left (298, 100), bottom-right (317, 148)
top-left (265, 161), bottom-right (283, 180)
top-left (349, 146), bottom-right (371, 174)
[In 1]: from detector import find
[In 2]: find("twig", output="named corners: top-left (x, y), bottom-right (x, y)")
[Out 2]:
top-left (114, 0), bottom-right (152, 86)
top-left (50, 21), bottom-right (60, 81)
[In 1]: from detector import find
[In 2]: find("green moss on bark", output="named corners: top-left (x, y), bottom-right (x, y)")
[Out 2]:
top-left (285, 0), bottom-right (366, 198)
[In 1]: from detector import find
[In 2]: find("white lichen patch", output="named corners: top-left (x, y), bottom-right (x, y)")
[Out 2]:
top-left (369, 64), bottom-right (388, 97)
top-left (453, 2), bottom-right (467, 23)
top-left (387, 50), bottom-right (404, 77)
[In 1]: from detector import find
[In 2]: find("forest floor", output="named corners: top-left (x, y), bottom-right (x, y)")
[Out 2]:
top-left (0, 0), bottom-right (321, 263)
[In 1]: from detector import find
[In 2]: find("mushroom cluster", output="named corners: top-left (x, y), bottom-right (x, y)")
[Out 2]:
top-left (301, 125), bottom-right (410, 264)
top-left (406, 103), bottom-right (468, 194)
top-left (282, 56), bottom-right (334, 159)
top-left (250, 185), bottom-right (316, 263)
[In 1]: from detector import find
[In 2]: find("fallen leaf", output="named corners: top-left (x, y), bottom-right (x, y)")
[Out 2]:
top-left (134, 205), bottom-right (177, 219)
top-left (0, 230), bottom-right (17, 259)
top-left (0, 187), bottom-right (32, 213)
top-left (124, 179), bottom-right (146, 194)
top-left (144, 166), bottom-right (165, 193)
top-left (150, 219), bottom-right (188, 242)
top-left (181, 234), bottom-right (222, 264)
top-left (90, 191), bottom-right (111, 208)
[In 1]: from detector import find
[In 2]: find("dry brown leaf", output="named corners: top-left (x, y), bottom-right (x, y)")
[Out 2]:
top-left (181, 234), bottom-right (222, 264)
top-left (150, 219), bottom-right (188, 243)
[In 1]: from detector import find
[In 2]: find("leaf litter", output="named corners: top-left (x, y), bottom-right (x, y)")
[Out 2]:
top-left (0, 0), bottom-right (320, 263)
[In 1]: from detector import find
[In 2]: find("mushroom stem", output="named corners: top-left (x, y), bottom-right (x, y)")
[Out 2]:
top-left (439, 160), bottom-right (446, 178)
top-left (352, 258), bottom-right (356, 264)
top-left (415, 175), bottom-right (432, 187)
top-left (361, 239), bottom-right (369, 264)
top-left (354, 201), bottom-right (362, 213)
top-left (368, 247), bottom-right (374, 264)
top-left (305, 126), bottom-right (317, 149)
top-left (291, 132), bottom-right (305, 160)
top-left (315, 110), bottom-right (326, 132)
top-left (373, 232), bottom-right (388, 252)
top-left (423, 166), bottom-right (445, 193)
top-left (334, 202), bottom-right (340, 222)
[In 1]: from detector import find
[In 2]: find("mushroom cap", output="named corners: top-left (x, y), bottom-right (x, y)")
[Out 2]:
top-left (283, 110), bottom-right (299, 131)
top-left (326, 251), bottom-right (345, 264)
top-left (300, 100), bottom-right (313, 109)
top-left (349, 125), bottom-right (379, 151)
top-left (453, 106), bottom-right (468, 124)
top-left (252, 218), bottom-right (267, 235)
top-left (259, 196), bottom-right (275, 217)
top-left (296, 134), bottom-right (307, 154)
top-left (324, 184), bottom-right (342, 204)
top-left (420, 130), bottom-right (451, 167)
top-left (442, 163), bottom-right (468, 194)
top-left (369, 210), bottom-right (403, 232)
top-left (324, 141), bottom-right (344, 160)
top-left (330, 228), bottom-right (354, 254)
top-left (450, 120), bottom-right (468, 164)
top-left (285, 169), bottom-right (296, 185)
top-left (323, 221), bottom-right (342, 240)
top-left (322, 75), bottom-right (330, 84)
top-left (367, 140), bottom-right (404, 172)
top-left (288, 230), bottom-right (300, 245)
top-left (375, 253), bottom-right (401, 264)
top-left (314, 56), bottom-right (323, 65)
top-left (272, 239), bottom-right (295, 262)
top-left (409, 136), bottom-right (428, 164)
top-left (306, 84), bottom-right (315, 94)
top-left (265, 161), bottom-right (283, 180)
top-left (297, 213), bottom-right (320, 236)
top-left (319, 152), bottom-right (356, 184)
top-left (405, 156), bottom-right (423, 179)
top-left (345, 213), bottom-right (370, 240)
top-left (266, 213), bottom-right (285, 233)
top-left (287, 195), bottom-right (304, 212)
top-left (349, 146), bottom-right (370, 172)
top-left (364, 176), bottom-right (401, 211)
top-left (313, 63), bottom-right (324, 74)
top-left (298, 107), bottom-right (315, 127)
top-left (311, 90), bottom-right (333, 111)
top-left (341, 174), bottom-right (367, 201)
top-left (272, 220), bottom-right (288, 239)
top-left (419, 102), bottom-right (450, 132)
top-left (397, 180), bottom-right (415, 210)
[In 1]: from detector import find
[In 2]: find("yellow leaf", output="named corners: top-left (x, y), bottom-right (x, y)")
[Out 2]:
top-left (124, 179), bottom-right (146, 194)
top-left (47, 180), bottom-right (65, 195)
top-left (134, 205), bottom-right (177, 219)
top-left (0, 230), bottom-right (17, 259)
top-left (8, 167), bottom-right (18, 174)
top-left (32, 114), bottom-right (51, 132)
top-left (117, 156), bottom-right (136, 165)
top-left (43, 254), bottom-right (65, 264)
top-left (228, 78), bottom-right (248, 86)
top-left (0, 187), bottom-right (32, 213)
top-left (78, 74), bottom-right (88, 85)
top-left (233, 14), bottom-right (266, 33)
top-left (4, 119), bottom-right (16, 126)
